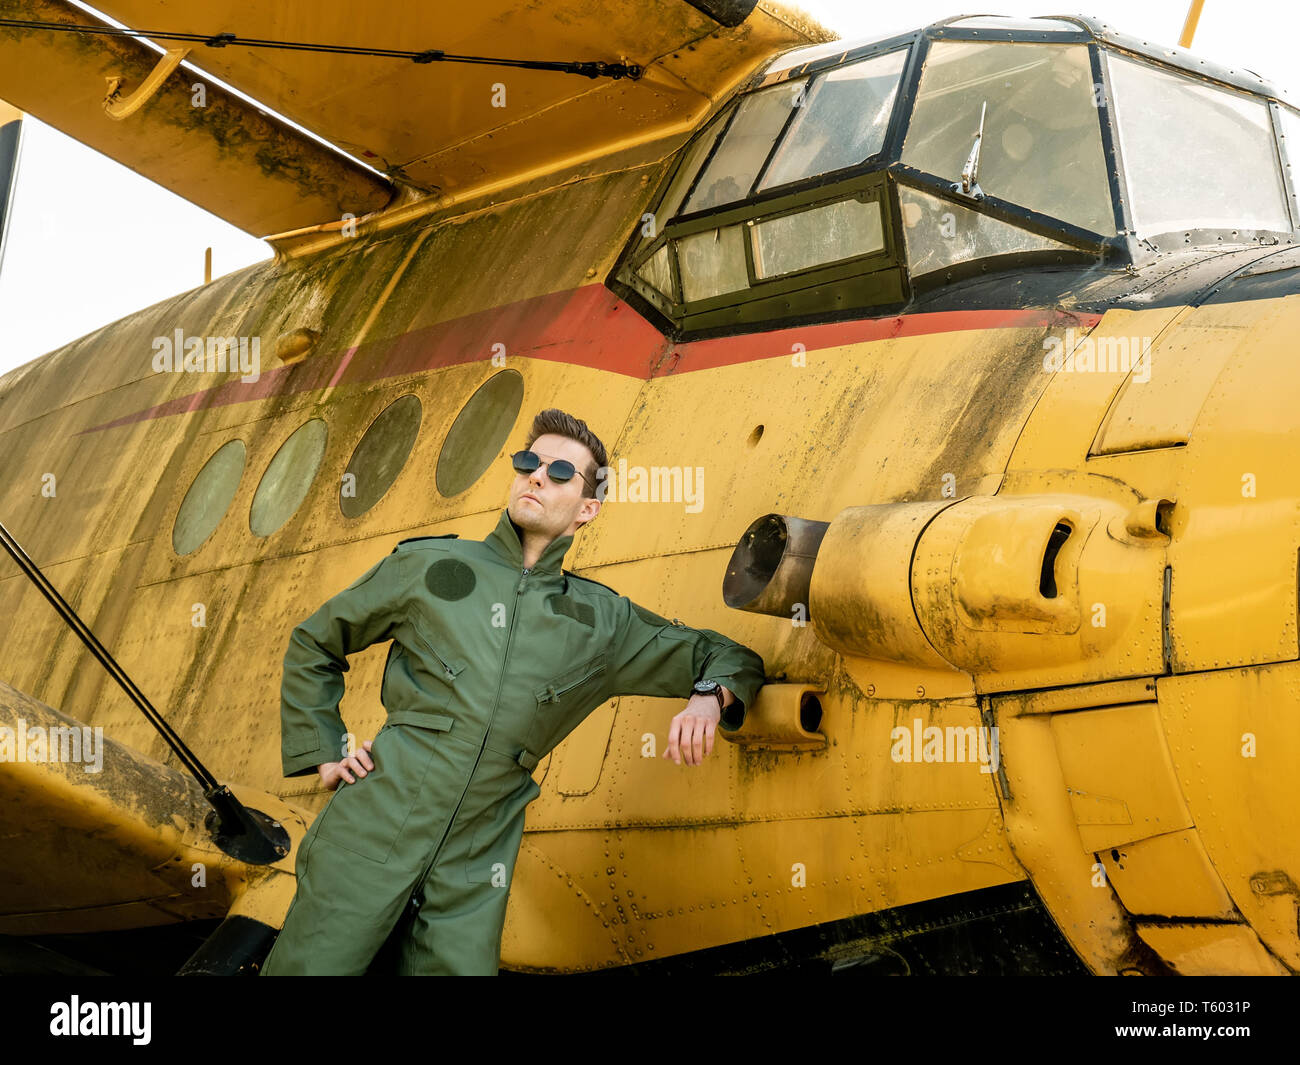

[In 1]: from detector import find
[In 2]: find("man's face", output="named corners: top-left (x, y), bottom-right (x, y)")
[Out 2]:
top-left (507, 433), bottom-right (601, 540)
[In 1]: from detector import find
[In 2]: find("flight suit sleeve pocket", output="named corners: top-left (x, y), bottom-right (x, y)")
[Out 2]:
top-left (533, 651), bottom-right (608, 706)
top-left (524, 652), bottom-right (609, 758)
top-left (283, 726), bottom-right (321, 757)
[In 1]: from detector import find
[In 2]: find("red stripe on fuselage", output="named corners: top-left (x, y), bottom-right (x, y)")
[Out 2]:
top-left (79, 285), bottom-right (1100, 434)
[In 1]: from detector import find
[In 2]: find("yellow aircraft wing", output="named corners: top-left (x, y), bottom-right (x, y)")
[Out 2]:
top-left (0, 677), bottom-right (305, 957)
top-left (0, 0), bottom-right (834, 236)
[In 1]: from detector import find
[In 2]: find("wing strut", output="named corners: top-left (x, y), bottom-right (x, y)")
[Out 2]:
top-left (0, 17), bottom-right (643, 80)
top-left (0, 101), bottom-right (20, 282)
top-left (0, 519), bottom-right (290, 865)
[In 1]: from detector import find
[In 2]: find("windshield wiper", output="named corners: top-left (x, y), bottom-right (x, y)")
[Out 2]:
top-left (952, 100), bottom-right (987, 201)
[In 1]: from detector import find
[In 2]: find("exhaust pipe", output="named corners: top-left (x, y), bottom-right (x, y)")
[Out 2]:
top-left (722, 514), bottom-right (828, 620)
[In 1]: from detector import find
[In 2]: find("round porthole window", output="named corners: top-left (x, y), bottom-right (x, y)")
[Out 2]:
top-left (173, 439), bottom-right (246, 555)
top-left (250, 418), bottom-right (328, 537)
top-left (340, 394), bottom-right (423, 518)
top-left (436, 370), bottom-right (525, 497)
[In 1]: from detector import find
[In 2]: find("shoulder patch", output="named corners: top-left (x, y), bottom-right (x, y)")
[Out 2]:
top-left (547, 593), bottom-right (596, 628)
top-left (563, 569), bottom-right (619, 596)
top-left (392, 534), bottom-right (460, 553)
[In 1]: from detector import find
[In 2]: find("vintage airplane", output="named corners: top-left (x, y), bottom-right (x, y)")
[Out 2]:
top-left (0, 0), bottom-right (1297, 976)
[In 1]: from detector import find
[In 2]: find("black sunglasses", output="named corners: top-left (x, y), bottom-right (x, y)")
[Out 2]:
top-left (511, 450), bottom-right (596, 493)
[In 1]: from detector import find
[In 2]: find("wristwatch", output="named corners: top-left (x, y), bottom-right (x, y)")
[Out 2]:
top-left (692, 678), bottom-right (725, 712)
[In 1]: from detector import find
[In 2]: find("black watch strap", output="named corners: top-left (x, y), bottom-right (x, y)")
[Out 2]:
top-left (694, 680), bottom-right (725, 712)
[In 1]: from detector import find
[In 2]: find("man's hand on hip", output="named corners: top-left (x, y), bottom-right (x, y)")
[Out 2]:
top-left (663, 690), bottom-right (730, 767)
top-left (318, 739), bottom-right (374, 789)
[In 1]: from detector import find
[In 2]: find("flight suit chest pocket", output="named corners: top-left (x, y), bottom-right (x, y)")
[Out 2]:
top-left (525, 651), bottom-right (608, 754)
top-left (311, 718), bottom-right (448, 865)
top-left (407, 612), bottom-right (465, 685)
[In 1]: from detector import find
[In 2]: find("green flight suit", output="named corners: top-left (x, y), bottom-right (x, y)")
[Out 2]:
top-left (260, 508), bottom-right (765, 975)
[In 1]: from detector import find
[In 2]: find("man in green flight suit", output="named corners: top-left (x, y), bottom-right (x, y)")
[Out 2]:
top-left (260, 408), bottom-right (766, 975)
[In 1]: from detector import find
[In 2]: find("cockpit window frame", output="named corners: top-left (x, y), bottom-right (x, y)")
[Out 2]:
top-left (893, 35), bottom-right (1121, 245)
top-left (1271, 102), bottom-right (1300, 231)
top-left (1096, 44), bottom-right (1300, 252)
top-left (671, 41), bottom-right (919, 227)
top-left (609, 15), bottom-right (1300, 341)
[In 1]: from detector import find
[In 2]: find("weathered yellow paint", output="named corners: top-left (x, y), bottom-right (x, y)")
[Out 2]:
top-left (988, 697), bottom-right (1145, 974)
top-left (1159, 664), bottom-right (1300, 970)
top-left (87, 0), bottom-right (833, 203)
top-left (809, 500), bottom-right (960, 671)
top-left (552, 698), bottom-right (619, 796)
top-left (1050, 703), bottom-right (1193, 853)
top-left (1091, 298), bottom-right (1288, 454)
top-left (506, 690), bottom-right (1019, 970)
top-left (719, 683), bottom-right (825, 750)
top-left (1, 4), bottom-right (1297, 976)
top-left (0, 0), bottom-right (833, 238)
top-left (993, 665), bottom-right (1298, 974)
top-left (1137, 923), bottom-right (1287, 976)
top-left (1105, 830), bottom-right (1236, 920)
top-left (1166, 297), bottom-right (1300, 672)
top-left (912, 494), bottom-right (1166, 690)
top-left (1006, 306), bottom-right (1186, 474)
top-left (0, 679), bottom-right (304, 935)
top-left (0, 0), bottom-right (393, 235)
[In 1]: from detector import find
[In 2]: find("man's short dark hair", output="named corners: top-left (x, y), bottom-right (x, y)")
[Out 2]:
top-left (524, 409), bottom-right (608, 499)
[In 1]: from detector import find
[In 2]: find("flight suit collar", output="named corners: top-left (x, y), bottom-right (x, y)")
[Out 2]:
top-left (485, 507), bottom-right (573, 576)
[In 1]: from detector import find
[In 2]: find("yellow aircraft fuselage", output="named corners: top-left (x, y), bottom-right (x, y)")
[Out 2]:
top-left (1, 9), bottom-right (1297, 977)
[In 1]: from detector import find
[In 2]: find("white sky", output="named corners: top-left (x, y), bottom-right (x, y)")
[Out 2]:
top-left (0, 0), bottom-right (1295, 376)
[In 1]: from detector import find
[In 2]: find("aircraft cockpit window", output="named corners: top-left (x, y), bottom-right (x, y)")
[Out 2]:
top-left (681, 83), bottom-right (802, 214)
top-left (619, 44), bottom-right (914, 324)
top-left (676, 47), bottom-right (909, 217)
top-left (752, 196), bottom-right (885, 279)
top-left (677, 223), bottom-right (749, 301)
top-left (654, 111), bottom-right (730, 227)
top-left (762, 37), bottom-right (864, 78)
top-left (612, 15), bottom-right (1300, 342)
top-left (898, 186), bottom-right (1070, 276)
top-left (901, 42), bottom-right (1115, 236)
top-left (1107, 54), bottom-right (1292, 236)
top-left (756, 49), bottom-right (908, 192)
top-left (635, 244), bottom-right (675, 301)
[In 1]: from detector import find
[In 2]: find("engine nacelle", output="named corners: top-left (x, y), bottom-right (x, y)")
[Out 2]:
top-left (724, 495), bottom-right (1172, 689)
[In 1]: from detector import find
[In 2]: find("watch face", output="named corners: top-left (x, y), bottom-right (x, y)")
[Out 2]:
top-left (694, 680), bottom-right (719, 693)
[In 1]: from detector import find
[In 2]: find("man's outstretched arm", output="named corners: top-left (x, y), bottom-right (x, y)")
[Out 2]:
top-left (603, 595), bottom-right (766, 766)
top-left (280, 551), bottom-right (406, 778)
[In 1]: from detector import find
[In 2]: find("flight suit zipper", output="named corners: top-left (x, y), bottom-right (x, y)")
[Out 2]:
top-left (539, 659), bottom-right (605, 703)
top-left (407, 565), bottom-right (531, 910)
top-left (410, 622), bottom-right (461, 682)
